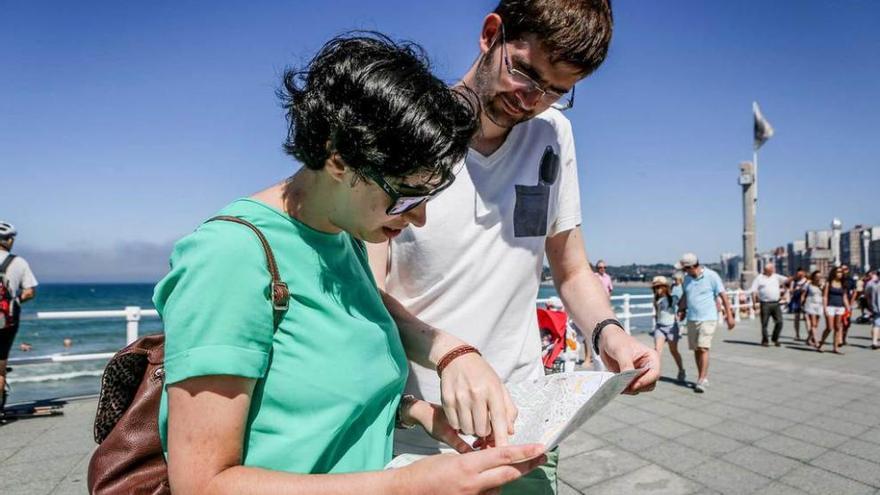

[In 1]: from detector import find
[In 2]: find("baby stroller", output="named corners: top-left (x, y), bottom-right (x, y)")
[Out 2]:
top-left (537, 304), bottom-right (571, 374)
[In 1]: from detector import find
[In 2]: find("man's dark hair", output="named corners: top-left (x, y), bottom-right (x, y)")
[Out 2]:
top-left (493, 0), bottom-right (613, 76)
top-left (279, 32), bottom-right (477, 185)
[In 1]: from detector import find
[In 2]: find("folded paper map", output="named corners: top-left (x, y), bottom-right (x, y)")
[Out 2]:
top-left (385, 368), bottom-right (644, 469)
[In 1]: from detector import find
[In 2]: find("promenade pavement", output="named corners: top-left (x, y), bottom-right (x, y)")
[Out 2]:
top-left (1, 315), bottom-right (878, 494)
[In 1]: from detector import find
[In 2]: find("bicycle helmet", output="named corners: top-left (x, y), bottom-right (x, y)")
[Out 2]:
top-left (0, 222), bottom-right (17, 239)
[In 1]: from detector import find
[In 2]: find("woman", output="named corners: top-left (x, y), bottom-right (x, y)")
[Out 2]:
top-left (651, 276), bottom-right (685, 382)
top-left (816, 266), bottom-right (849, 354)
top-left (156, 34), bottom-right (545, 495)
top-left (801, 271), bottom-right (824, 347)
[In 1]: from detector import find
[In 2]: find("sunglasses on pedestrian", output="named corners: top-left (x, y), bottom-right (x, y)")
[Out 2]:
top-left (363, 169), bottom-right (455, 216)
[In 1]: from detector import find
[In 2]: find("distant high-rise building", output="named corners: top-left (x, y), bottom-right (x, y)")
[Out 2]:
top-left (806, 230), bottom-right (831, 250)
top-left (788, 240), bottom-right (807, 273)
top-left (719, 253), bottom-right (742, 281)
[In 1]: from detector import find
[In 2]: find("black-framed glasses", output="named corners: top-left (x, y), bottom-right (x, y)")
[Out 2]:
top-left (499, 23), bottom-right (575, 111)
top-left (363, 169), bottom-right (455, 216)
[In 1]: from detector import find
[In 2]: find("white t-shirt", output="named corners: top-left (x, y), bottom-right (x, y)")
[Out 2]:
top-left (0, 251), bottom-right (38, 311)
top-left (386, 108), bottom-right (582, 454)
top-left (749, 273), bottom-right (787, 302)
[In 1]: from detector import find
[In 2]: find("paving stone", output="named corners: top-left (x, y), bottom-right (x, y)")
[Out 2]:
top-left (672, 410), bottom-right (725, 429)
top-left (748, 412), bottom-right (797, 431)
top-left (674, 430), bottom-right (746, 456)
top-left (681, 458), bottom-right (773, 495)
top-left (754, 434), bottom-right (828, 461)
top-left (751, 482), bottom-right (811, 495)
top-left (835, 438), bottom-right (880, 463)
top-left (639, 416), bottom-right (698, 439)
top-left (803, 415), bottom-right (870, 437)
top-left (810, 450), bottom-right (880, 487)
top-left (559, 428), bottom-right (607, 458)
top-left (700, 402), bottom-right (752, 419)
top-left (710, 419), bottom-right (773, 443)
top-left (557, 479), bottom-right (582, 495)
top-left (862, 428), bottom-right (880, 445)
top-left (780, 465), bottom-right (875, 495)
top-left (600, 426), bottom-right (666, 452)
top-left (0, 454), bottom-right (83, 488)
top-left (585, 464), bottom-right (702, 495)
top-left (1, 478), bottom-right (58, 495)
top-left (636, 441), bottom-right (711, 474)
top-left (763, 404), bottom-right (816, 423)
top-left (780, 423), bottom-right (849, 449)
top-left (722, 445), bottom-right (801, 479)
top-left (611, 404), bottom-right (660, 425)
top-left (582, 415), bottom-right (628, 436)
top-left (558, 446), bottom-right (649, 490)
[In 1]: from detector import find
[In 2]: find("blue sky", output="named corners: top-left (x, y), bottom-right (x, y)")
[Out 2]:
top-left (3, 1), bottom-right (878, 282)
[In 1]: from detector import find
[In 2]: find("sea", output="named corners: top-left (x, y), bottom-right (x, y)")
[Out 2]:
top-left (6, 283), bottom-right (653, 404)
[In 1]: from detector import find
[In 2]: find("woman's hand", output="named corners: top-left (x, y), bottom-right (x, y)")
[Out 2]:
top-left (439, 352), bottom-right (518, 446)
top-left (398, 444), bottom-right (546, 495)
top-left (400, 398), bottom-right (472, 454)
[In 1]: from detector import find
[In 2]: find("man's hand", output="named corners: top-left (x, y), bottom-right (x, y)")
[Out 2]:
top-left (439, 353), bottom-right (518, 446)
top-left (725, 314), bottom-right (736, 330)
top-left (598, 326), bottom-right (659, 394)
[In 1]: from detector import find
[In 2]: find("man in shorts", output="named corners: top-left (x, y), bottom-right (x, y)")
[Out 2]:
top-left (0, 222), bottom-right (39, 416)
top-left (676, 253), bottom-right (735, 393)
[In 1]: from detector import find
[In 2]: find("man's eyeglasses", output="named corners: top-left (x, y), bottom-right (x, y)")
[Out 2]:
top-left (363, 169), bottom-right (455, 216)
top-left (499, 23), bottom-right (575, 111)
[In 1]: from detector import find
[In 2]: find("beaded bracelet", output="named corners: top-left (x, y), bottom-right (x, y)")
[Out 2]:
top-left (436, 344), bottom-right (481, 377)
top-left (592, 318), bottom-right (623, 356)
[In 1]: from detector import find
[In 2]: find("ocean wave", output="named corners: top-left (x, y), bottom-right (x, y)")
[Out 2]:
top-left (7, 370), bottom-right (104, 384)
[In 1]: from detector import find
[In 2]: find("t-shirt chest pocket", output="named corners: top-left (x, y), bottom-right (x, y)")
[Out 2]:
top-left (513, 145), bottom-right (559, 238)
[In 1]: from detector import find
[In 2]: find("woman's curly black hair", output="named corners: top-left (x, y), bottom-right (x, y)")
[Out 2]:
top-left (279, 32), bottom-right (478, 186)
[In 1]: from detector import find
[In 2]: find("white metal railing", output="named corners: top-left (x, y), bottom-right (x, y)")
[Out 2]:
top-left (537, 289), bottom-right (756, 333)
top-left (8, 306), bottom-right (159, 366)
top-left (11, 291), bottom-right (758, 368)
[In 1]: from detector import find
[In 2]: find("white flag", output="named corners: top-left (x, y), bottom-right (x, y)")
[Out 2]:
top-left (753, 101), bottom-right (774, 150)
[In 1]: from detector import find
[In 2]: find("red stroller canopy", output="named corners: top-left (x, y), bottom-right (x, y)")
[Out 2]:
top-left (537, 307), bottom-right (568, 369)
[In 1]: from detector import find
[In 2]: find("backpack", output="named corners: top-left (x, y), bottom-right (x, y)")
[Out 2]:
top-left (87, 216), bottom-right (290, 495)
top-left (0, 254), bottom-right (17, 329)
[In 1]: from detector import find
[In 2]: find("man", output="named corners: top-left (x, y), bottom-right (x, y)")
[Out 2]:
top-left (788, 268), bottom-right (808, 341)
top-left (369, 2), bottom-right (659, 493)
top-left (749, 264), bottom-right (789, 347)
top-left (595, 259), bottom-right (613, 297)
top-left (676, 253), bottom-right (735, 393)
top-left (0, 222), bottom-right (38, 416)
top-left (867, 272), bottom-right (880, 350)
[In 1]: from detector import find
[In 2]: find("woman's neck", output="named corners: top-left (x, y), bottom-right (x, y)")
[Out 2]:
top-left (253, 169), bottom-right (342, 234)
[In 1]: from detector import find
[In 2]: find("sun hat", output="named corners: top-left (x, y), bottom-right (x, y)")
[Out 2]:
top-left (651, 276), bottom-right (669, 287)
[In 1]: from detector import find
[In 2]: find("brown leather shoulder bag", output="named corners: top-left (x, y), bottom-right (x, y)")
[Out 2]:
top-left (87, 216), bottom-right (290, 494)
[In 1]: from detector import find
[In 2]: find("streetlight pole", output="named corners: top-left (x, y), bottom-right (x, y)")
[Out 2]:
top-left (863, 228), bottom-right (872, 273)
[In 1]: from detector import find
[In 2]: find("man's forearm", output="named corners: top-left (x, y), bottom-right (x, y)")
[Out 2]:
top-left (379, 290), bottom-right (463, 368)
top-left (555, 267), bottom-right (617, 341)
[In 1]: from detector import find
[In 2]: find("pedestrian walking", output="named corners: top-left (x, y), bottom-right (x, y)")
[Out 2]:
top-left (651, 276), bottom-right (685, 382)
top-left (788, 268), bottom-right (808, 341)
top-left (749, 264), bottom-right (789, 346)
top-left (0, 221), bottom-right (38, 418)
top-left (802, 271), bottom-right (824, 347)
top-left (817, 266), bottom-right (849, 354)
top-left (675, 253), bottom-right (736, 393)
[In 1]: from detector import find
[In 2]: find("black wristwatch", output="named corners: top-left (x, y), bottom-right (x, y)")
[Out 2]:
top-left (592, 319), bottom-right (623, 356)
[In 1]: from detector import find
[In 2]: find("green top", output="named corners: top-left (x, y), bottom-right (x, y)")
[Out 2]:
top-left (155, 198), bottom-right (408, 474)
